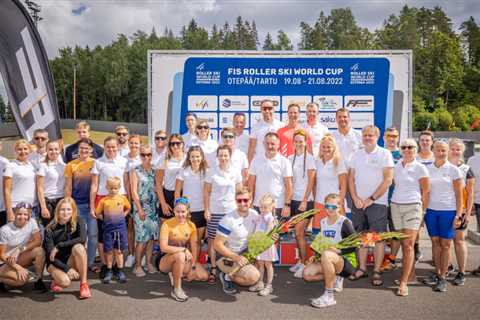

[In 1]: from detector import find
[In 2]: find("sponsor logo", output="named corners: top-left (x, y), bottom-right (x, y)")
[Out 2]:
top-left (195, 62), bottom-right (220, 85)
top-left (252, 100), bottom-right (279, 107)
top-left (344, 96), bottom-right (374, 111)
top-left (196, 98), bottom-right (209, 110)
top-left (350, 63), bottom-right (359, 71)
top-left (222, 98), bottom-right (231, 108)
top-left (196, 63), bottom-right (205, 71)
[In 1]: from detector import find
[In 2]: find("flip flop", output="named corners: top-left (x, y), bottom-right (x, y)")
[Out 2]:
top-left (349, 268), bottom-right (368, 281)
top-left (372, 271), bottom-right (384, 286)
top-left (208, 267), bottom-right (217, 284)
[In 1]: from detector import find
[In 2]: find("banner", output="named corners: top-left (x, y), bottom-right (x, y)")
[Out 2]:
top-left (0, 0), bottom-right (61, 140)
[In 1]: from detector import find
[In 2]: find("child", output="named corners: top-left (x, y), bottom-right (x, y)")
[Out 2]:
top-left (95, 177), bottom-right (131, 284)
top-left (249, 194), bottom-right (278, 296)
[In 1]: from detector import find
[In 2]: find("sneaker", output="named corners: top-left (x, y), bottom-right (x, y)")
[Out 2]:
top-left (79, 283), bottom-right (92, 299)
top-left (453, 272), bottom-right (466, 286)
top-left (334, 276), bottom-right (344, 293)
top-left (258, 284), bottom-right (273, 296)
top-left (50, 281), bottom-right (63, 292)
top-left (414, 246), bottom-right (422, 263)
top-left (289, 262), bottom-right (302, 273)
top-left (311, 293), bottom-right (337, 308)
top-left (133, 267), bottom-right (146, 278)
top-left (116, 270), bottom-right (127, 283)
top-left (446, 265), bottom-right (456, 279)
top-left (219, 272), bottom-right (237, 295)
top-left (125, 255), bottom-right (135, 268)
top-left (171, 287), bottom-right (188, 302)
top-left (293, 264), bottom-right (305, 279)
top-left (103, 270), bottom-right (113, 284)
top-left (434, 278), bottom-right (448, 292)
top-left (33, 279), bottom-right (47, 292)
top-left (99, 265), bottom-right (108, 280)
top-left (249, 281), bottom-right (265, 292)
top-left (422, 274), bottom-right (439, 286)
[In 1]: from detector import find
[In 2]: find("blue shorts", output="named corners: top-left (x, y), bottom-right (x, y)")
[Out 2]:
top-left (103, 228), bottom-right (128, 252)
top-left (424, 209), bottom-right (456, 239)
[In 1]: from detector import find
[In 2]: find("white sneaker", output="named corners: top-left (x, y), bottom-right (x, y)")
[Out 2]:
top-left (141, 256), bottom-right (146, 267)
top-left (249, 281), bottom-right (265, 292)
top-left (293, 263), bottom-right (305, 278)
top-left (334, 276), bottom-right (344, 292)
top-left (311, 293), bottom-right (336, 308)
top-left (133, 267), bottom-right (146, 278)
top-left (125, 255), bottom-right (135, 268)
top-left (289, 262), bottom-right (302, 273)
top-left (258, 284), bottom-right (273, 296)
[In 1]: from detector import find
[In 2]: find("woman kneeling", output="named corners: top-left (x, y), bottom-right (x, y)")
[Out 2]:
top-left (44, 197), bottom-right (91, 299)
top-left (303, 193), bottom-right (356, 308)
top-left (159, 198), bottom-right (208, 302)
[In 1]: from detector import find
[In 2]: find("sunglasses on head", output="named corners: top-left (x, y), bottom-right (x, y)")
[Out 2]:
top-left (169, 141), bottom-right (183, 147)
top-left (140, 153), bottom-right (152, 157)
top-left (116, 132), bottom-right (128, 137)
top-left (325, 204), bottom-right (338, 211)
top-left (34, 136), bottom-right (47, 141)
top-left (401, 145), bottom-right (415, 150)
top-left (15, 202), bottom-right (33, 210)
top-left (236, 198), bottom-right (249, 204)
top-left (223, 134), bottom-right (235, 139)
top-left (175, 197), bottom-right (190, 206)
top-left (197, 125), bottom-right (209, 130)
top-left (155, 136), bottom-right (167, 141)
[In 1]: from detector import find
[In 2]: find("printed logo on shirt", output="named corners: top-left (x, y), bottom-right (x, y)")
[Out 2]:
top-left (323, 230), bottom-right (336, 238)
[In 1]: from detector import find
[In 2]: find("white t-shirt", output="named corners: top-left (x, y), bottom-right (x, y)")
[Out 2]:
top-left (235, 132), bottom-right (250, 154)
top-left (177, 167), bottom-right (206, 212)
top-left (0, 219), bottom-right (39, 257)
top-left (467, 155), bottom-right (480, 204)
top-left (249, 118), bottom-right (284, 158)
top-left (36, 160), bottom-right (66, 199)
top-left (417, 154), bottom-right (434, 166)
top-left (332, 128), bottom-right (362, 166)
top-left (391, 160), bottom-right (429, 204)
top-left (217, 209), bottom-right (258, 254)
top-left (182, 132), bottom-right (195, 150)
top-left (427, 161), bottom-right (462, 211)
top-left (118, 146), bottom-right (130, 157)
top-left (288, 153), bottom-right (316, 201)
top-left (27, 151), bottom-right (46, 169)
top-left (3, 160), bottom-right (37, 207)
top-left (350, 146), bottom-right (395, 206)
top-left (125, 154), bottom-right (141, 172)
top-left (304, 121), bottom-right (329, 157)
top-left (315, 158), bottom-right (348, 204)
top-left (0, 156), bottom-right (9, 211)
top-left (91, 155), bottom-right (128, 196)
top-left (205, 166), bottom-right (242, 214)
top-left (230, 149), bottom-right (249, 173)
top-left (152, 148), bottom-right (166, 167)
top-left (249, 153), bottom-right (293, 208)
top-left (156, 156), bottom-right (185, 191)
top-left (187, 137), bottom-right (219, 168)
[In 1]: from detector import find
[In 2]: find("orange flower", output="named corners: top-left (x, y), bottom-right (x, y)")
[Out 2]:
top-left (360, 232), bottom-right (380, 246)
top-left (281, 222), bottom-right (291, 233)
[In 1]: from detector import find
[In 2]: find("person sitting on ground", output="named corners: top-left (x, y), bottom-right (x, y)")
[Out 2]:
top-left (303, 193), bottom-right (357, 308)
top-left (158, 198), bottom-right (209, 302)
top-left (44, 197), bottom-right (91, 299)
top-left (0, 202), bottom-right (46, 292)
top-left (95, 177), bottom-right (131, 284)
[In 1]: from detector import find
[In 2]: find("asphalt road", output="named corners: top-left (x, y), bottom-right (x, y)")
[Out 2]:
top-left (1, 244), bottom-right (479, 320)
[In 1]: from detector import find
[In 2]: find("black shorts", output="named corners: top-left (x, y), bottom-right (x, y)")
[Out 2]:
top-left (40, 197), bottom-right (62, 227)
top-left (97, 219), bottom-right (104, 244)
top-left (190, 210), bottom-right (206, 228)
top-left (338, 256), bottom-right (355, 278)
top-left (158, 188), bottom-right (175, 219)
top-left (0, 211), bottom-right (6, 228)
top-left (291, 200), bottom-right (314, 216)
top-left (351, 203), bottom-right (388, 233)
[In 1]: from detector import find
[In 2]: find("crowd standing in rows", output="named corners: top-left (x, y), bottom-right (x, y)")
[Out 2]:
top-left (1, 100), bottom-right (480, 307)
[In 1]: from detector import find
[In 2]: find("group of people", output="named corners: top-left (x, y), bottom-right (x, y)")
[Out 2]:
top-left (1, 99), bottom-right (479, 308)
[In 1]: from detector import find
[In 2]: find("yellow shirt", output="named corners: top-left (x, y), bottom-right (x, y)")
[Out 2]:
top-left (160, 217), bottom-right (197, 247)
top-left (95, 194), bottom-right (131, 231)
top-left (64, 158), bottom-right (94, 204)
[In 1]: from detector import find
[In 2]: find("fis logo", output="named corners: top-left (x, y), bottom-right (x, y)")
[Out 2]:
top-left (196, 63), bottom-right (205, 71)
top-left (350, 63), bottom-right (359, 71)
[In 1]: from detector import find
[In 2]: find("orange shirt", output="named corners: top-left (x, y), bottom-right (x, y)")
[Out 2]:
top-left (277, 126), bottom-right (313, 157)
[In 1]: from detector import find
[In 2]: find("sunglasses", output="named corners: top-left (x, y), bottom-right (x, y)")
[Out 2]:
top-left (34, 136), bottom-right (47, 141)
top-left (197, 125), bottom-right (209, 130)
top-left (175, 197), bottom-right (190, 206)
top-left (401, 145), bottom-right (415, 150)
top-left (155, 136), bottom-right (167, 141)
top-left (386, 134), bottom-right (399, 138)
top-left (325, 204), bottom-right (338, 211)
top-left (15, 202), bottom-right (33, 210)
top-left (116, 132), bottom-right (128, 137)
top-left (261, 107), bottom-right (274, 111)
top-left (223, 134), bottom-right (235, 139)
top-left (236, 198), bottom-right (249, 204)
top-left (140, 153), bottom-right (152, 157)
top-left (169, 141), bottom-right (183, 147)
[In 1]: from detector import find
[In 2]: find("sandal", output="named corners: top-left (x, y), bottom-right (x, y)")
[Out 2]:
top-left (89, 265), bottom-right (101, 274)
top-left (208, 267), bottom-right (217, 284)
top-left (349, 268), bottom-right (368, 281)
top-left (396, 286), bottom-right (409, 297)
top-left (371, 271), bottom-right (384, 286)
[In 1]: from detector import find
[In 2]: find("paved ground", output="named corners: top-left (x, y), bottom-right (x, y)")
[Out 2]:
top-left (1, 240), bottom-right (479, 320)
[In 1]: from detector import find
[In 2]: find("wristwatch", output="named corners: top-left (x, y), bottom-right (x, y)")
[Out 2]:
top-left (284, 202), bottom-right (291, 207)
top-left (19, 245), bottom-right (26, 252)
top-left (369, 195), bottom-right (376, 201)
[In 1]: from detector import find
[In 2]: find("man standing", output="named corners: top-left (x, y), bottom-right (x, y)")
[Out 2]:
top-left (182, 113), bottom-right (197, 148)
top-left (332, 108), bottom-right (362, 166)
top-left (247, 100), bottom-right (283, 163)
top-left (65, 121), bottom-right (104, 163)
top-left (304, 102), bottom-right (329, 157)
top-left (248, 132), bottom-right (293, 218)
top-left (28, 129), bottom-right (49, 168)
top-left (277, 104), bottom-right (312, 157)
top-left (233, 112), bottom-right (249, 154)
top-left (348, 125), bottom-right (394, 286)
top-left (115, 125), bottom-right (130, 157)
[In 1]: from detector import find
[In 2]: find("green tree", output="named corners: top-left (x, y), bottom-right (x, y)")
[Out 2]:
top-left (263, 32), bottom-right (275, 50)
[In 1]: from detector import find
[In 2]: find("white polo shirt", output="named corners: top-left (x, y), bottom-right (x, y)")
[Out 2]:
top-left (182, 132), bottom-right (195, 150)
top-left (217, 209), bottom-right (258, 254)
top-left (249, 153), bottom-right (293, 208)
top-left (187, 137), bottom-right (219, 168)
top-left (304, 121), bottom-right (329, 157)
top-left (417, 154), bottom-right (434, 166)
top-left (125, 154), bottom-right (141, 172)
top-left (36, 160), bottom-right (66, 199)
top-left (118, 146), bottom-right (130, 158)
top-left (27, 151), bottom-right (46, 169)
top-left (350, 146), bottom-right (394, 206)
top-left (91, 155), bottom-right (128, 196)
top-left (3, 160), bottom-right (37, 207)
top-left (156, 156), bottom-right (185, 191)
top-left (427, 161), bottom-right (462, 211)
top-left (315, 158), bottom-right (348, 204)
top-left (467, 155), bottom-right (480, 204)
top-left (205, 166), bottom-right (242, 214)
top-left (235, 131), bottom-right (250, 154)
top-left (177, 167), bottom-right (206, 212)
top-left (152, 148), bottom-right (166, 167)
top-left (391, 160), bottom-right (429, 204)
top-left (0, 219), bottom-right (39, 257)
top-left (230, 149), bottom-right (249, 173)
top-left (0, 156), bottom-right (9, 211)
top-left (249, 118), bottom-right (284, 158)
top-left (288, 153), bottom-right (316, 201)
top-left (332, 128), bottom-right (362, 166)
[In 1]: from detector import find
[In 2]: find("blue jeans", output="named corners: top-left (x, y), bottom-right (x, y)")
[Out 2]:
top-left (77, 203), bottom-right (98, 267)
